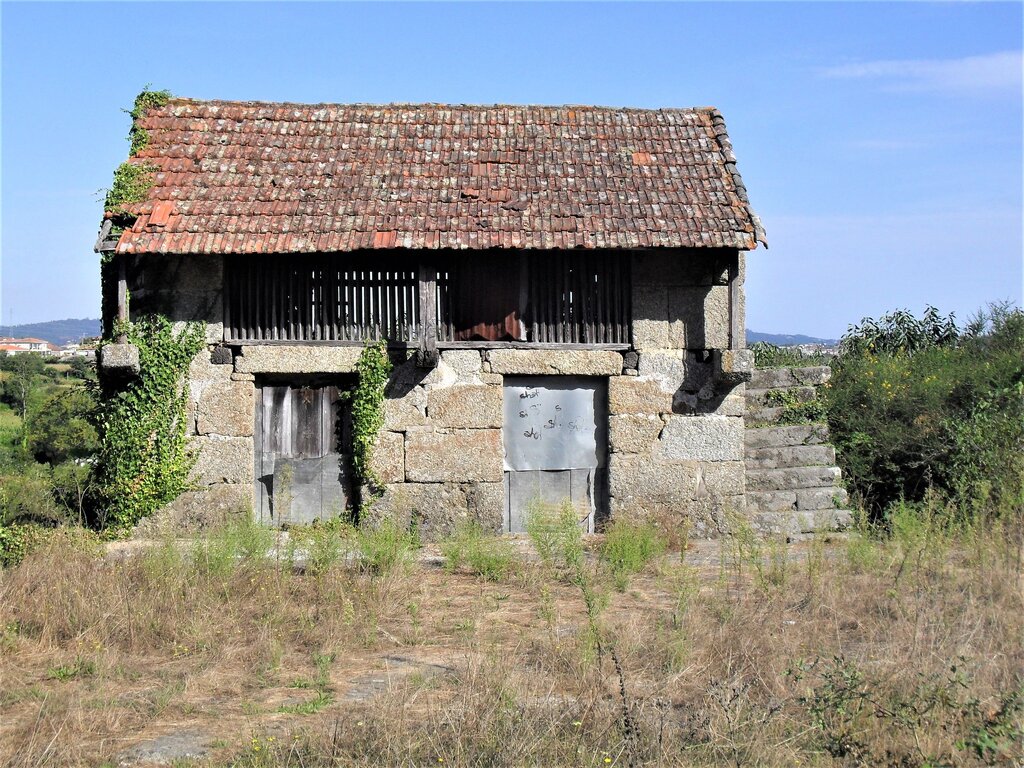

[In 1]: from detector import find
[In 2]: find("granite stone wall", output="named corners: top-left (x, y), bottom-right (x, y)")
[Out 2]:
top-left (121, 249), bottom-right (748, 535)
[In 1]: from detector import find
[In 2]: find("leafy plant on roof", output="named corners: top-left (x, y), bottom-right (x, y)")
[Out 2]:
top-left (104, 161), bottom-right (158, 215)
top-left (100, 88), bottom-right (171, 234)
top-left (127, 87), bottom-right (172, 156)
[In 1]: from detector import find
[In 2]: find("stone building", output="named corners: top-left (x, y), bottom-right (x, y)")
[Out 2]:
top-left (96, 99), bottom-right (767, 536)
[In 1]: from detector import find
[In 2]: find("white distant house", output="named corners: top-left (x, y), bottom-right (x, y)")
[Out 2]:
top-left (59, 342), bottom-right (98, 360)
top-left (0, 337), bottom-right (59, 356)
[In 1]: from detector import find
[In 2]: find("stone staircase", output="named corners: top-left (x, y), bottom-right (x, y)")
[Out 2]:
top-left (744, 366), bottom-right (853, 538)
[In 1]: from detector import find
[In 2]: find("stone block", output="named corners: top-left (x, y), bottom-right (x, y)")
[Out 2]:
top-left (744, 424), bottom-right (829, 449)
top-left (383, 388), bottom-right (428, 430)
top-left (439, 350), bottom-right (483, 377)
top-left (744, 445), bottom-right (836, 470)
top-left (746, 386), bottom-right (818, 407)
top-left (405, 429), bottom-right (503, 482)
top-left (196, 380), bottom-right (254, 437)
top-left (637, 351), bottom-right (689, 385)
top-left (464, 482), bottom-right (505, 532)
top-left (371, 482), bottom-right (469, 539)
top-left (655, 415), bottom-right (744, 462)
top-left (718, 349), bottom-right (754, 384)
top-left (698, 461), bottom-right (746, 497)
top-left (370, 431), bottom-right (405, 484)
top-left (487, 349), bottom-right (622, 376)
top-left (745, 466), bottom-right (841, 492)
top-left (150, 484), bottom-right (253, 532)
top-left (234, 345), bottom-right (362, 374)
top-left (608, 454), bottom-right (700, 505)
top-left (796, 487), bottom-right (848, 510)
top-left (668, 286), bottom-right (729, 349)
top-left (749, 366), bottom-right (831, 390)
top-left (608, 376), bottom-right (674, 415)
top-left (746, 490), bottom-right (797, 514)
top-left (632, 250), bottom-right (724, 287)
top-left (427, 384), bottom-right (502, 428)
top-left (189, 436), bottom-right (254, 486)
top-left (792, 367), bottom-right (832, 386)
top-left (609, 414), bottom-right (664, 453)
top-left (631, 285), bottom-right (670, 350)
top-left (715, 389), bottom-right (747, 417)
top-left (98, 342), bottom-right (140, 377)
top-left (188, 349), bottom-right (234, 383)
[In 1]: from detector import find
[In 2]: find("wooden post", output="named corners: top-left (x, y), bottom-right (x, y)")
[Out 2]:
top-left (116, 255), bottom-right (129, 342)
top-left (417, 262), bottom-right (438, 367)
top-left (727, 252), bottom-right (741, 350)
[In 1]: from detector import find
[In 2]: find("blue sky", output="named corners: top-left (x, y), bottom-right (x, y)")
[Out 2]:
top-left (1, 1), bottom-right (1021, 337)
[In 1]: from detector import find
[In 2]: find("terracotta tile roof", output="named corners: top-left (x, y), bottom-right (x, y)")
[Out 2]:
top-left (109, 99), bottom-right (766, 255)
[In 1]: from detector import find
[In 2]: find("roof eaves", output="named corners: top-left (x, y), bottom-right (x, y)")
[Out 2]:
top-left (708, 108), bottom-right (768, 250)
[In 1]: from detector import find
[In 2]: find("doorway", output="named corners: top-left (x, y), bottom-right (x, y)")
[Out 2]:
top-left (254, 378), bottom-right (353, 524)
top-left (502, 376), bottom-right (609, 533)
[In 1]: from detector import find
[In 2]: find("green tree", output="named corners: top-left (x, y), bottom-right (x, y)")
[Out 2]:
top-left (27, 387), bottom-right (99, 465)
top-left (0, 355), bottom-right (46, 421)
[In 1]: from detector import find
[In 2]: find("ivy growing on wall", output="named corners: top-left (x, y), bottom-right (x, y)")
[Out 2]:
top-left (350, 340), bottom-right (393, 502)
top-left (94, 315), bottom-right (205, 531)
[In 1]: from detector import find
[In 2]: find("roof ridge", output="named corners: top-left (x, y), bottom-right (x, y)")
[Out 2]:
top-left (707, 108), bottom-right (768, 249)
top-left (163, 97), bottom-right (719, 113)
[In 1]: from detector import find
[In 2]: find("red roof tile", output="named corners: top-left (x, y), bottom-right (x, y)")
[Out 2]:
top-left (109, 99), bottom-right (766, 255)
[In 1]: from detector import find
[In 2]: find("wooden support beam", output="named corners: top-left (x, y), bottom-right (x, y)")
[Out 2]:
top-left (727, 252), bottom-right (741, 350)
top-left (417, 262), bottom-right (439, 367)
top-left (116, 255), bottom-right (129, 342)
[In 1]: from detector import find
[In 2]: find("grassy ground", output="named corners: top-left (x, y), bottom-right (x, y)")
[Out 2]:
top-left (0, 518), bottom-right (1021, 767)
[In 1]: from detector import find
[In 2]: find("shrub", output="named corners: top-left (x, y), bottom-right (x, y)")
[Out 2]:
top-left (599, 518), bottom-right (665, 591)
top-left (355, 518), bottom-right (418, 576)
top-left (441, 522), bottom-right (520, 582)
top-left (825, 304), bottom-right (1024, 517)
top-left (524, 498), bottom-right (586, 574)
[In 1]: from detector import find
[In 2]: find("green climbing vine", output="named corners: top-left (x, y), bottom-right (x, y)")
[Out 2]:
top-left (94, 315), bottom-right (205, 531)
top-left (350, 340), bottom-right (393, 501)
top-left (102, 88), bottom-right (171, 234)
top-left (127, 88), bottom-right (171, 155)
top-left (104, 162), bottom-right (158, 217)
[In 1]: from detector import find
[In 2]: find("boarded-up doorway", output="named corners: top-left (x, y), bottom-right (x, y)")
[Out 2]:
top-left (254, 378), bottom-right (353, 525)
top-left (503, 376), bottom-right (609, 533)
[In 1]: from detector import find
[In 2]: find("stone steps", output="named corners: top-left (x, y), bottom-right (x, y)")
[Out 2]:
top-left (744, 366), bottom-right (849, 538)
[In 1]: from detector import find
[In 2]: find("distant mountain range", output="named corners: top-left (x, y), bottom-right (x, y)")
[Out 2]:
top-left (3, 318), bottom-right (838, 348)
top-left (1, 318), bottom-right (101, 345)
top-left (746, 330), bottom-right (838, 347)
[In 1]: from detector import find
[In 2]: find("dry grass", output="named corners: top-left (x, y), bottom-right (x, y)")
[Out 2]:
top-left (0, 519), bottom-right (1022, 767)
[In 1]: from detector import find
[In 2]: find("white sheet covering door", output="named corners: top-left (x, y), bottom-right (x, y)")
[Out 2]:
top-left (502, 376), bottom-right (609, 533)
top-left (254, 381), bottom-right (353, 525)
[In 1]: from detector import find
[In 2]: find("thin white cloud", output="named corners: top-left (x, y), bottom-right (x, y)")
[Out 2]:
top-left (822, 50), bottom-right (1023, 94)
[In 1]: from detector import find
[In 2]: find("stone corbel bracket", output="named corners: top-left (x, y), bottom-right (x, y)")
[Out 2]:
top-left (98, 341), bottom-right (141, 380)
top-left (714, 348), bottom-right (754, 385)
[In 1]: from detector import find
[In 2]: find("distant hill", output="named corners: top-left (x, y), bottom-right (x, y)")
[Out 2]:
top-left (746, 330), bottom-right (838, 347)
top-left (1, 318), bottom-right (101, 345)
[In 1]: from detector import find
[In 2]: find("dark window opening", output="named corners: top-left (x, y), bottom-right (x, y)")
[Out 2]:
top-left (225, 252), bottom-right (630, 346)
top-left (225, 255), bottom-right (425, 343)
